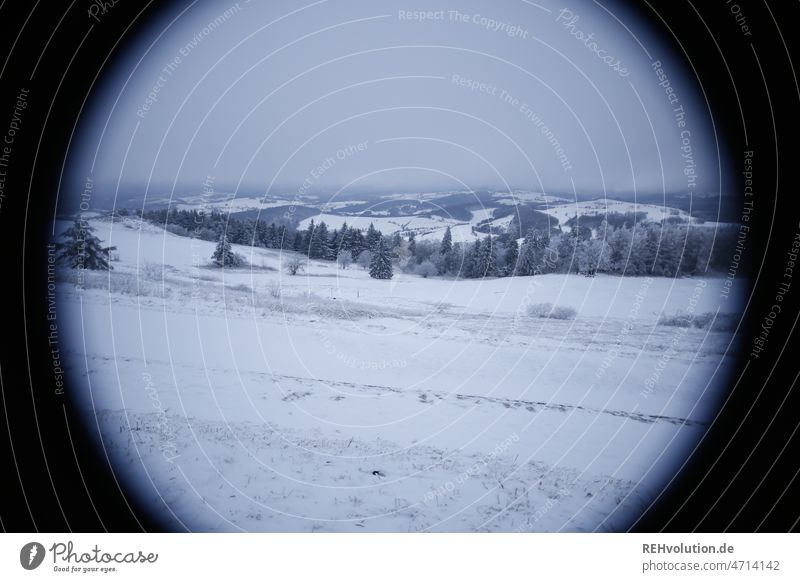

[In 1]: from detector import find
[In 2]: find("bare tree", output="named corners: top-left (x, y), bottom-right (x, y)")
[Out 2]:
top-left (285, 256), bottom-right (305, 275)
top-left (336, 249), bottom-right (352, 270)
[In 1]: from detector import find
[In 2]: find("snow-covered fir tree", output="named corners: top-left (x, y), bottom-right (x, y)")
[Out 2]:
top-left (338, 221), bottom-right (349, 246)
top-left (308, 221), bottom-right (329, 259)
top-left (365, 223), bottom-right (381, 252)
top-left (266, 223), bottom-right (279, 248)
top-left (211, 234), bottom-right (242, 267)
top-left (56, 218), bottom-right (116, 270)
top-left (348, 227), bottom-right (366, 259)
top-left (503, 238), bottom-right (519, 276)
top-left (476, 235), bottom-right (497, 277)
top-left (576, 238), bottom-right (610, 276)
top-left (302, 219), bottom-right (315, 255)
top-left (440, 226), bottom-right (452, 256)
top-left (369, 235), bottom-right (393, 279)
top-left (556, 227), bottom-right (580, 273)
top-left (318, 222), bottom-right (335, 260)
top-left (462, 239), bottom-right (481, 278)
top-left (517, 229), bottom-right (538, 276)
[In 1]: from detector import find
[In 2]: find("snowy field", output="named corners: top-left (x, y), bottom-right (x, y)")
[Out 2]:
top-left (537, 199), bottom-right (694, 231)
top-left (298, 210), bottom-right (491, 243)
top-left (56, 218), bottom-right (746, 532)
top-left (297, 196), bottom-right (712, 242)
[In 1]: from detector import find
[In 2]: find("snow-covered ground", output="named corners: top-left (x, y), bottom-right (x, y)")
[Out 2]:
top-left (55, 218), bottom-right (746, 532)
top-left (298, 211), bottom-right (489, 244)
top-left (538, 199), bottom-right (694, 231)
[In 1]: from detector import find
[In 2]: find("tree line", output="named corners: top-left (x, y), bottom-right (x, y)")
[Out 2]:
top-left (131, 208), bottom-right (739, 279)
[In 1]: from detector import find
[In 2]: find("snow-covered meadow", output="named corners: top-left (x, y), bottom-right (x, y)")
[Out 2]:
top-left (56, 217), bottom-right (745, 532)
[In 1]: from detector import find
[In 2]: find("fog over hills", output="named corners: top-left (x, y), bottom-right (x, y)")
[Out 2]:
top-left (65, 0), bottom-right (730, 219)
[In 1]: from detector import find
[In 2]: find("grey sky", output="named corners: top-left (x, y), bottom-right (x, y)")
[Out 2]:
top-left (73, 0), bottom-right (721, 201)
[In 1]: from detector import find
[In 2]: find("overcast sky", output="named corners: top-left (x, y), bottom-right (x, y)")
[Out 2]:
top-left (71, 0), bottom-right (723, 203)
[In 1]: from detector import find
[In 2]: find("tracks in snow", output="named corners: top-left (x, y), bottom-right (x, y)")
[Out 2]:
top-left (76, 352), bottom-right (706, 428)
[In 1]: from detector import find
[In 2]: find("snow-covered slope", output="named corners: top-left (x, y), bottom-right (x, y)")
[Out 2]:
top-left (538, 198), bottom-right (693, 231)
top-left (54, 218), bottom-right (745, 532)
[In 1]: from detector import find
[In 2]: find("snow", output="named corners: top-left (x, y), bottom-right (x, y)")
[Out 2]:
top-left (537, 199), bottom-right (694, 230)
top-left (298, 212), bottom-right (482, 243)
top-left (492, 191), bottom-right (571, 205)
top-left (469, 208), bottom-right (494, 223)
top-left (298, 206), bottom-right (507, 243)
top-left (174, 197), bottom-right (289, 213)
top-left (171, 193), bottom-right (370, 213)
top-left (298, 213), bottom-right (427, 234)
top-left (55, 217), bottom-right (745, 532)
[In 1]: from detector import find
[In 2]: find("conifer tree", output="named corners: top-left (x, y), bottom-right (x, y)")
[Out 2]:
top-left (56, 218), bottom-right (116, 270)
top-left (504, 238), bottom-right (519, 276)
top-left (369, 235), bottom-right (393, 279)
top-left (349, 227), bottom-right (366, 259)
top-left (303, 219), bottom-right (315, 257)
top-left (440, 226), bottom-right (453, 256)
top-left (408, 231), bottom-right (416, 259)
top-left (462, 239), bottom-right (481, 278)
top-left (211, 234), bottom-right (242, 267)
top-left (308, 221), bottom-right (329, 259)
top-left (517, 229), bottom-right (537, 276)
top-left (557, 227), bottom-right (580, 273)
top-left (292, 231), bottom-right (303, 252)
top-left (338, 222), bottom-right (351, 255)
top-left (365, 223), bottom-right (381, 252)
top-left (266, 223), bottom-right (278, 248)
top-left (254, 221), bottom-right (268, 247)
top-left (477, 235), bottom-right (497, 277)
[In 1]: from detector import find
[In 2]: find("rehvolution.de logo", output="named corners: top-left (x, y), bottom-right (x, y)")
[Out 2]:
top-left (20, 542), bottom-right (46, 570)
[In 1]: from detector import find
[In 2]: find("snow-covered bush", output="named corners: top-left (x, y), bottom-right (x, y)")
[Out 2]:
top-left (336, 249), bottom-right (352, 270)
top-left (139, 261), bottom-right (163, 281)
top-left (527, 302), bottom-right (577, 320)
top-left (549, 305), bottom-right (578, 320)
top-left (692, 312), bottom-right (715, 329)
top-left (65, 270), bottom-right (171, 298)
top-left (657, 311), bottom-right (693, 328)
top-left (284, 257), bottom-right (304, 275)
top-left (356, 250), bottom-right (372, 270)
top-left (659, 310), bottom-right (739, 331)
top-left (415, 260), bottom-right (437, 278)
top-left (267, 282), bottom-right (282, 299)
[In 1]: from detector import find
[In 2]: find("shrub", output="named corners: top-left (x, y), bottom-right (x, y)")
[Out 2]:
top-left (285, 257), bottom-right (304, 275)
top-left (527, 302), bottom-right (577, 320)
top-left (658, 310), bottom-right (736, 330)
top-left (139, 261), bottom-right (163, 281)
top-left (356, 250), bottom-right (372, 270)
top-left (549, 305), bottom-right (578, 320)
top-left (692, 312), bottom-right (714, 329)
top-left (336, 250), bottom-right (352, 270)
top-left (267, 282), bottom-right (282, 299)
top-left (415, 260), bottom-right (437, 278)
top-left (658, 311), bottom-right (693, 328)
